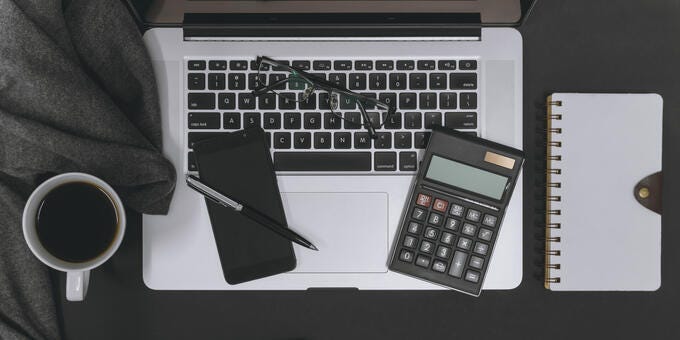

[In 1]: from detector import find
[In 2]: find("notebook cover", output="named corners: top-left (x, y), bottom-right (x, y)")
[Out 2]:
top-left (545, 93), bottom-right (662, 291)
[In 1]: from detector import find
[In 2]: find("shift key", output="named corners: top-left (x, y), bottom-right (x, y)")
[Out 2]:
top-left (445, 112), bottom-right (477, 129)
top-left (188, 93), bottom-right (215, 109)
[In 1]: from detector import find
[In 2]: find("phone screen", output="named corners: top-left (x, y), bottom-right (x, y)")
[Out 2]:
top-left (193, 128), bottom-right (296, 284)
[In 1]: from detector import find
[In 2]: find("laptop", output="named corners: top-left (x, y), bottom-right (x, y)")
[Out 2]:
top-left (137, 0), bottom-right (531, 290)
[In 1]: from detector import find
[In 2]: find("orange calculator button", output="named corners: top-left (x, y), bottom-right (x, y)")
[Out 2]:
top-left (432, 199), bottom-right (449, 213)
top-left (416, 194), bottom-right (432, 207)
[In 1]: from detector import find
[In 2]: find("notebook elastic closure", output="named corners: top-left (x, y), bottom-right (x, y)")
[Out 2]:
top-left (634, 171), bottom-right (662, 215)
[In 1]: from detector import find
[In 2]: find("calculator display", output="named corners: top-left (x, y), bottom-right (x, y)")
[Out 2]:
top-left (425, 155), bottom-right (508, 200)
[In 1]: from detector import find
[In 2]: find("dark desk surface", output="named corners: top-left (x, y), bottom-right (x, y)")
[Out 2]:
top-left (60, 1), bottom-right (680, 339)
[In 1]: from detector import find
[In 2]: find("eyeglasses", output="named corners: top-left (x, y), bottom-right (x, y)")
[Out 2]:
top-left (251, 56), bottom-right (396, 139)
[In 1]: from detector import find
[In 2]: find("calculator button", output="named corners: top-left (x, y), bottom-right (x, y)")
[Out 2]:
top-left (399, 250), bottom-right (414, 263)
top-left (415, 255), bottom-right (431, 268)
top-left (478, 228), bottom-right (493, 241)
top-left (465, 270), bottom-right (480, 283)
top-left (420, 240), bottom-right (434, 254)
top-left (469, 256), bottom-right (484, 269)
top-left (432, 199), bottom-right (448, 213)
top-left (473, 242), bottom-right (489, 255)
top-left (440, 232), bottom-right (455, 245)
top-left (462, 223), bottom-right (477, 236)
top-left (444, 218), bottom-right (460, 231)
top-left (412, 207), bottom-right (426, 221)
top-left (428, 212), bottom-right (443, 226)
top-left (448, 251), bottom-right (468, 278)
top-left (482, 214), bottom-right (498, 227)
top-left (466, 209), bottom-right (481, 222)
top-left (407, 221), bottom-right (422, 234)
top-left (457, 237), bottom-right (472, 250)
top-left (403, 235), bottom-right (417, 248)
top-left (424, 227), bottom-right (438, 240)
top-left (432, 260), bottom-right (447, 273)
top-left (416, 193), bottom-right (432, 207)
top-left (450, 204), bottom-right (465, 217)
top-left (436, 246), bottom-right (451, 259)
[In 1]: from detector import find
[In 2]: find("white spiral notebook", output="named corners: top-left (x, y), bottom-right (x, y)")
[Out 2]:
top-left (544, 93), bottom-right (663, 291)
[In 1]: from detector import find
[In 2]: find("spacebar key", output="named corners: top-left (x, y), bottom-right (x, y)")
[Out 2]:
top-left (274, 152), bottom-right (371, 171)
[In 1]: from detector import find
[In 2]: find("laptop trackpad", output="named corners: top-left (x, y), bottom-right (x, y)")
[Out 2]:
top-left (281, 192), bottom-right (389, 273)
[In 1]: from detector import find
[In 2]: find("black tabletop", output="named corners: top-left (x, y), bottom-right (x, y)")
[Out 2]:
top-left (59, 1), bottom-right (680, 339)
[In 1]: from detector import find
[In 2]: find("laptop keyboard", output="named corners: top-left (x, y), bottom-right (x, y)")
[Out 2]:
top-left (185, 57), bottom-right (479, 173)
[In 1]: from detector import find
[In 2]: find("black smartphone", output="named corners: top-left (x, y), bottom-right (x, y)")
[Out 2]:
top-left (193, 127), bottom-right (296, 284)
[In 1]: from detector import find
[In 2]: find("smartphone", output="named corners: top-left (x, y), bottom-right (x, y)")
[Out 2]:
top-left (193, 127), bottom-right (296, 284)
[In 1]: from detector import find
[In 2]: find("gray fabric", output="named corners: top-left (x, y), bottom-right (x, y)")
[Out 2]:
top-left (0, 0), bottom-right (176, 339)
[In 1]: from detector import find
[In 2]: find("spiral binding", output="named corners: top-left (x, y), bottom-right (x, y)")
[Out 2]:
top-left (545, 97), bottom-right (563, 288)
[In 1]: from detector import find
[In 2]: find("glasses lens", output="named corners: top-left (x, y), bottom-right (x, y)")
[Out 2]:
top-left (256, 61), bottom-right (315, 104)
top-left (327, 91), bottom-right (391, 132)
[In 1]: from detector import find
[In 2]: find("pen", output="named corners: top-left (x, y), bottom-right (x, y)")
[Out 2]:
top-left (185, 175), bottom-right (318, 251)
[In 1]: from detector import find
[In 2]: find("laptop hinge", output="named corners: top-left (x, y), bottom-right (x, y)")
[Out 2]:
top-left (183, 13), bottom-right (481, 41)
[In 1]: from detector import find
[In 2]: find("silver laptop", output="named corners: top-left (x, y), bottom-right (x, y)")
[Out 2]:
top-left (140, 0), bottom-right (526, 290)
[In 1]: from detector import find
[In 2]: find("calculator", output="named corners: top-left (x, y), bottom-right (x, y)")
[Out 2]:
top-left (388, 126), bottom-right (524, 296)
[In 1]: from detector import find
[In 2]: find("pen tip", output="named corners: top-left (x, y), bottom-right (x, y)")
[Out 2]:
top-left (309, 244), bottom-right (319, 251)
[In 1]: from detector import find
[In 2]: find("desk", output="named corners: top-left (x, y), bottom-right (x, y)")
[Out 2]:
top-left (60, 1), bottom-right (680, 338)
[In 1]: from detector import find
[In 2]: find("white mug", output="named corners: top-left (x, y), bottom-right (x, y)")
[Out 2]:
top-left (22, 173), bottom-right (126, 301)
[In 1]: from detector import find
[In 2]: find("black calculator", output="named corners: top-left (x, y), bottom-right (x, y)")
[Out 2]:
top-left (388, 126), bottom-right (524, 296)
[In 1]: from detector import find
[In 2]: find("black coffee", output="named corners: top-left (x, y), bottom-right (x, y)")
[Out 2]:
top-left (36, 182), bottom-right (119, 263)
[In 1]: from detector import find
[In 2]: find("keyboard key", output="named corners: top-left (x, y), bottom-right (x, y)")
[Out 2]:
top-left (424, 112), bottom-right (442, 129)
top-left (378, 92), bottom-right (397, 108)
top-left (294, 132), bottom-right (311, 149)
top-left (436, 246), bottom-right (451, 259)
top-left (482, 214), bottom-right (498, 227)
top-left (414, 132), bottom-right (430, 148)
top-left (404, 112), bottom-right (422, 129)
top-left (429, 73), bottom-right (447, 90)
top-left (399, 249), bottom-right (414, 263)
top-left (229, 60), bottom-right (248, 70)
top-left (188, 60), bottom-right (205, 70)
top-left (469, 256), bottom-right (484, 269)
top-left (324, 113), bottom-right (342, 129)
top-left (274, 152), bottom-right (371, 171)
top-left (478, 228), bottom-right (493, 241)
top-left (355, 60), bottom-right (373, 70)
top-left (459, 60), bottom-right (477, 70)
top-left (409, 73), bottom-right (427, 89)
top-left (374, 152), bottom-right (397, 171)
top-left (438, 60), bottom-right (456, 70)
top-left (271, 60), bottom-right (290, 71)
top-left (374, 132), bottom-right (392, 149)
top-left (273, 132), bottom-right (291, 149)
top-left (439, 93), bottom-right (457, 109)
top-left (407, 221), bottom-right (422, 234)
top-left (250, 60), bottom-right (266, 71)
top-left (349, 73), bottom-right (367, 90)
top-left (424, 227), bottom-right (438, 240)
top-left (399, 93), bottom-right (417, 109)
top-left (218, 93), bottom-right (236, 109)
top-left (416, 194), bottom-right (432, 207)
top-left (394, 132), bottom-right (412, 149)
top-left (417, 60), bottom-right (435, 70)
top-left (227, 73), bottom-right (245, 90)
top-left (291, 60), bottom-right (310, 70)
top-left (263, 112), bottom-right (281, 129)
top-left (403, 235), bottom-right (417, 248)
top-left (354, 132), bottom-right (372, 149)
top-left (303, 112), bottom-right (321, 129)
top-left (258, 93), bottom-right (276, 110)
top-left (389, 73), bottom-right (407, 90)
top-left (465, 270), bottom-right (480, 283)
top-left (412, 207), bottom-right (426, 221)
top-left (329, 73), bottom-right (346, 88)
top-left (399, 152), bottom-right (417, 171)
top-left (365, 112), bottom-right (381, 129)
top-left (188, 112), bottom-right (220, 129)
top-left (313, 132), bottom-right (332, 149)
top-left (188, 93), bottom-right (215, 109)
top-left (440, 232), bottom-right (455, 245)
top-left (396, 60), bottom-right (415, 70)
top-left (460, 93), bottom-right (477, 110)
top-left (445, 218), bottom-right (459, 231)
top-left (451, 73), bottom-right (477, 90)
top-left (334, 132), bottom-right (351, 149)
top-left (208, 60), bottom-right (227, 70)
top-left (383, 111), bottom-right (401, 129)
top-left (223, 112), bottom-right (240, 129)
top-left (376, 60), bottom-right (394, 70)
top-left (284, 112), bottom-right (301, 129)
top-left (416, 255), bottom-right (431, 268)
top-left (343, 112), bottom-right (362, 129)
top-left (298, 93), bottom-right (317, 110)
top-left (313, 60), bottom-right (331, 70)
top-left (466, 209), bottom-right (481, 222)
top-left (432, 260), bottom-right (447, 273)
top-left (369, 73), bottom-right (387, 90)
top-left (278, 94), bottom-right (296, 110)
top-left (207, 73), bottom-right (226, 90)
top-left (188, 132), bottom-right (224, 148)
top-left (428, 212), bottom-right (442, 226)
top-left (432, 199), bottom-right (448, 213)
top-left (419, 241), bottom-right (434, 254)
top-left (473, 242), bottom-right (489, 256)
top-left (339, 95), bottom-right (357, 110)
top-left (457, 237), bottom-right (472, 250)
top-left (462, 223), bottom-right (476, 236)
top-left (187, 152), bottom-right (198, 171)
top-left (238, 93), bottom-right (256, 109)
top-left (419, 93), bottom-right (437, 110)
top-left (448, 251), bottom-right (468, 278)
top-left (445, 112), bottom-right (477, 129)
top-left (450, 204), bottom-right (465, 217)
top-left (248, 73), bottom-right (264, 90)
top-left (187, 73), bottom-right (205, 90)
top-left (243, 112), bottom-right (260, 128)
top-left (334, 60), bottom-right (352, 70)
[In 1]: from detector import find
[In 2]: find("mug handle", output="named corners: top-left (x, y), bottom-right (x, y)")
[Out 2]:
top-left (66, 270), bottom-right (90, 301)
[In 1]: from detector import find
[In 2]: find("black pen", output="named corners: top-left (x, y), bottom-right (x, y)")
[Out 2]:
top-left (185, 175), bottom-right (318, 251)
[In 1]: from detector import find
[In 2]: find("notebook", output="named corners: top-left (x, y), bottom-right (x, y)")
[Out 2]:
top-left (544, 93), bottom-right (663, 291)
